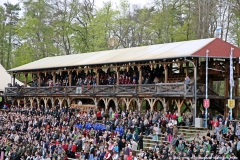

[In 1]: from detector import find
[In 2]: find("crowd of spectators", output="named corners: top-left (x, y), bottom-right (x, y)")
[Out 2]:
top-left (25, 65), bottom-right (171, 87)
top-left (0, 101), bottom-right (239, 160)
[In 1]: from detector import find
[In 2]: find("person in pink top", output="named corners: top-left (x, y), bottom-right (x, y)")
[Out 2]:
top-left (114, 111), bottom-right (118, 120)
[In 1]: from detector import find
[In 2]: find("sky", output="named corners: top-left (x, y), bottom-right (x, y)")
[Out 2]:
top-left (0, 0), bottom-right (151, 8)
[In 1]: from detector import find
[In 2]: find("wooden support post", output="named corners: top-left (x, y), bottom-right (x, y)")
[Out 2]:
top-left (235, 60), bottom-right (239, 119)
top-left (224, 60), bottom-right (229, 118)
top-left (224, 77), bottom-right (229, 118)
top-left (52, 72), bottom-right (56, 84)
top-left (169, 63), bottom-right (172, 76)
top-left (24, 73), bottom-right (28, 87)
top-left (38, 72), bottom-right (41, 87)
top-left (186, 62), bottom-right (189, 76)
top-left (23, 98), bottom-right (27, 107)
top-left (235, 60), bottom-right (239, 75)
top-left (161, 98), bottom-right (168, 113)
top-left (164, 64), bottom-right (168, 83)
top-left (17, 99), bottom-right (20, 107)
top-left (13, 74), bottom-right (16, 86)
top-left (193, 58), bottom-right (198, 75)
top-left (44, 99), bottom-right (47, 107)
top-left (30, 98), bottom-right (34, 107)
top-left (116, 67), bottom-right (120, 85)
top-left (209, 58), bottom-right (213, 68)
top-left (175, 99), bottom-right (184, 116)
top-left (138, 65), bottom-right (142, 84)
top-left (51, 98), bottom-right (54, 107)
top-left (68, 71), bottom-right (72, 86)
top-left (234, 78), bottom-right (239, 119)
top-left (96, 71), bottom-right (99, 85)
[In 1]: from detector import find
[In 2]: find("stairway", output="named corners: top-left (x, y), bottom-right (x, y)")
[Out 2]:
top-left (197, 84), bottom-right (224, 115)
top-left (210, 100), bottom-right (224, 115)
top-left (143, 126), bottom-right (208, 150)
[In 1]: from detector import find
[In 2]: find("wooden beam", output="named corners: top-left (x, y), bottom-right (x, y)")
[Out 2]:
top-left (138, 65), bottom-right (142, 84)
top-left (52, 71), bottom-right (56, 84)
top-left (38, 72), bottom-right (41, 87)
top-left (182, 101), bottom-right (191, 114)
top-left (164, 64), bottom-right (168, 83)
top-left (236, 61), bottom-right (239, 75)
top-left (186, 62), bottom-right (189, 76)
top-left (24, 73), bottom-right (28, 87)
top-left (12, 74), bottom-right (16, 86)
top-left (234, 78), bottom-right (239, 119)
top-left (116, 67), bottom-right (120, 85)
top-left (68, 71), bottom-right (72, 86)
top-left (175, 99), bottom-right (184, 116)
top-left (96, 70), bottom-right (100, 85)
top-left (224, 77), bottom-right (229, 118)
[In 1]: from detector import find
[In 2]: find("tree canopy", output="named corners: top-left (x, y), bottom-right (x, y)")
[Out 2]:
top-left (0, 0), bottom-right (240, 69)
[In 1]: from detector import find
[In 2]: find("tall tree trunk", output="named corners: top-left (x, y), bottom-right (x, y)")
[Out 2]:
top-left (0, 22), bottom-right (5, 66)
top-left (6, 23), bottom-right (12, 69)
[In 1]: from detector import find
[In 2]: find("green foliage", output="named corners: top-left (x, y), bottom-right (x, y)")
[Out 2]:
top-left (0, 0), bottom-right (239, 70)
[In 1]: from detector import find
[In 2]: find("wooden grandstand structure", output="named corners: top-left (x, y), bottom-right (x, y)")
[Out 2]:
top-left (3, 38), bottom-right (240, 119)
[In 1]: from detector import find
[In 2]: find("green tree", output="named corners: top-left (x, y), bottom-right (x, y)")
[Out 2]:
top-left (0, 6), bottom-right (6, 66)
top-left (3, 2), bottom-right (20, 69)
top-left (15, 0), bottom-right (57, 65)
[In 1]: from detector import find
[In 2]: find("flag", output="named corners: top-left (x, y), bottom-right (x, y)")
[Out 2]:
top-left (216, 27), bottom-right (222, 32)
top-left (230, 48), bottom-right (234, 87)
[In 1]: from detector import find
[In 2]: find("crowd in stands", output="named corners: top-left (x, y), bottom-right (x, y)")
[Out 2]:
top-left (24, 65), bottom-right (170, 87)
top-left (0, 101), bottom-right (239, 160)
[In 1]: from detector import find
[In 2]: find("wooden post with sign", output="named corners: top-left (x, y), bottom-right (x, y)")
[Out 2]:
top-left (203, 99), bottom-right (210, 108)
top-left (228, 99), bottom-right (235, 109)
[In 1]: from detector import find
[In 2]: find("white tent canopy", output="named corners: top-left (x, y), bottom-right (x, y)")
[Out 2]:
top-left (0, 64), bottom-right (24, 92)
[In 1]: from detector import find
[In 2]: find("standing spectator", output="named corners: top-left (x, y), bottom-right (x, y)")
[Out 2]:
top-left (235, 126), bottom-right (240, 139)
top-left (97, 109), bottom-right (101, 120)
top-left (237, 138), bottom-right (240, 160)
top-left (185, 76), bottom-right (190, 83)
top-left (207, 112), bottom-right (213, 130)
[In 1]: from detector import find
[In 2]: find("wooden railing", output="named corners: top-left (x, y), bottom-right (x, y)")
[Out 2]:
top-left (4, 83), bottom-right (195, 97)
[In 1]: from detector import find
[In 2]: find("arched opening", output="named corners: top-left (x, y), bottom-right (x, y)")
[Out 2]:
top-left (54, 99), bottom-right (59, 107)
top-left (71, 98), bottom-right (95, 105)
top-left (118, 99), bottom-right (126, 111)
top-left (12, 99), bottom-right (18, 106)
top-left (47, 99), bottom-right (53, 109)
top-left (153, 100), bottom-right (163, 111)
top-left (107, 99), bottom-right (116, 111)
top-left (39, 99), bottom-right (45, 107)
top-left (129, 99), bottom-right (138, 112)
top-left (19, 99), bottom-right (24, 107)
top-left (25, 99), bottom-right (30, 107)
top-left (62, 99), bottom-right (68, 107)
top-left (97, 99), bottom-right (105, 110)
top-left (169, 100), bottom-right (178, 114)
top-left (141, 100), bottom-right (150, 112)
top-left (33, 99), bottom-right (38, 108)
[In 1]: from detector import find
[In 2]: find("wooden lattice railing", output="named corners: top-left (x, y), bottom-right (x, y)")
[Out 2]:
top-left (5, 83), bottom-right (195, 97)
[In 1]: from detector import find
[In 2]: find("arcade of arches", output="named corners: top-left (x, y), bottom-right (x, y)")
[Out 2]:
top-left (11, 97), bottom-right (194, 116)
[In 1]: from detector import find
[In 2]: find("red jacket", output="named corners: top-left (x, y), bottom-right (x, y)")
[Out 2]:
top-left (71, 144), bottom-right (77, 152)
top-left (62, 144), bottom-right (68, 151)
top-left (127, 155), bottom-right (133, 160)
top-left (97, 111), bottom-right (101, 118)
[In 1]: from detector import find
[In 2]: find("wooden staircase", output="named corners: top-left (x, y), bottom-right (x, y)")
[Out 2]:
top-left (143, 126), bottom-right (208, 150)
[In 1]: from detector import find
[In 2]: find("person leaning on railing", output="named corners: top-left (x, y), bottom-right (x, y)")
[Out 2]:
top-left (185, 76), bottom-right (190, 83)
